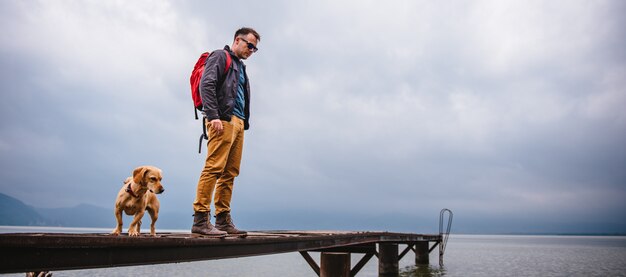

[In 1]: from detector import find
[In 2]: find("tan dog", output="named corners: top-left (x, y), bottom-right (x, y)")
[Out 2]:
top-left (111, 166), bottom-right (165, 237)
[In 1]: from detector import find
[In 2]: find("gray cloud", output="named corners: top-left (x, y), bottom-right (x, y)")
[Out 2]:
top-left (1, 0), bottom-right (625, 233)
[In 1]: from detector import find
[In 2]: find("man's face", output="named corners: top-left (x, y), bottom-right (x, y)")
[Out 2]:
top-left (233, 33), bottom-right (258, 60)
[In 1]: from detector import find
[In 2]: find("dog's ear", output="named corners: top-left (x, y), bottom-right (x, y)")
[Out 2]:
top-left (132, 166), bottom-right (150, 186)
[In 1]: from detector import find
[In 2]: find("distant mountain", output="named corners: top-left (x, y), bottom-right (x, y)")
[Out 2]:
top-left (0, 192), bottom-right (189, 229)
top-left (0, 193), bottom-right (49, 226)
top-left (0, 192), bottom-right (114, 228)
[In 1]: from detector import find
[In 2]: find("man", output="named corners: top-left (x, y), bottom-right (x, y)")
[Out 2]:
top-left (192, 27), bottom-right (260, 236)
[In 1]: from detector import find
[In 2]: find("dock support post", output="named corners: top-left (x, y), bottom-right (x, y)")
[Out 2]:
top-left (320, 252), bottom-right (350, 277)
top-left (415, 241), bottom-right (430, 265)
top-left (378, 243), bottom-right (399, 276)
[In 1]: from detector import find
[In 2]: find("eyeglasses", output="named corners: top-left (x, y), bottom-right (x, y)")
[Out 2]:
top-left (239, 38), bottom-right (258, 53)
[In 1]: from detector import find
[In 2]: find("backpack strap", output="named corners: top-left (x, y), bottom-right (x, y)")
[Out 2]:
top-left (223, 50), bottom-right (232, 74)
top-left (199, 117), bottom-right (208, 153)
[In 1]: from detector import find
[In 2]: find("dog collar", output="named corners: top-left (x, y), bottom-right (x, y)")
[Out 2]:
top-left (125, 183), bottom-right (139, 198)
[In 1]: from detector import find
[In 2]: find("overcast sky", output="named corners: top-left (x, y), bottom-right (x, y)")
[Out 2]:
top-left (1, 0), bottom-right (625, 233)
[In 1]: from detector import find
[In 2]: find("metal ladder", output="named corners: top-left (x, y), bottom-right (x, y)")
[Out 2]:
top-left (439, 208), bottom-right (453, 266)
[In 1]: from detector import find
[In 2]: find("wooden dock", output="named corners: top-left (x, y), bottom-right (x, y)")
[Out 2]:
top-left (0, 230), bottom-right (443, 276)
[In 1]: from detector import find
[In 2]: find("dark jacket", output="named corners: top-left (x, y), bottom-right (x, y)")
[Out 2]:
top-left (200, 45), bottom-right (251, 130)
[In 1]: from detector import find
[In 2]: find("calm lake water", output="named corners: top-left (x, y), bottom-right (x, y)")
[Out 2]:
top-left (1, 226), bottom-right (625, 276)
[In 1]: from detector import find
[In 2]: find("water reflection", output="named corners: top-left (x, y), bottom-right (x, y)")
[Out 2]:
top-left (399, 264), bottom-right (446, 277)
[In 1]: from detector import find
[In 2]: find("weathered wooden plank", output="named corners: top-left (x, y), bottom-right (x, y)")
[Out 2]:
top-left (0, 231), bottom-right (441, 274)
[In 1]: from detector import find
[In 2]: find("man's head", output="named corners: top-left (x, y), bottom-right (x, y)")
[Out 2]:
top-left (231, 27), bottom-right (260, 60)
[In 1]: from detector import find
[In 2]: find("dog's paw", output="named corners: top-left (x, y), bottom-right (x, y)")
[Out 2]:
top-left (111, 231), bottom-right (120, 236)
top-left (129, 231), bottom-right (140, 237)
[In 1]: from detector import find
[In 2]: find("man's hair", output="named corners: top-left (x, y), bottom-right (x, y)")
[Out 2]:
top-left (234, 27), bottom-right (261, 42)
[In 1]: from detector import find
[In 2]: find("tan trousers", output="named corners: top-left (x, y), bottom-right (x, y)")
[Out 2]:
top-left (193, 115), bottom-right (245, 215)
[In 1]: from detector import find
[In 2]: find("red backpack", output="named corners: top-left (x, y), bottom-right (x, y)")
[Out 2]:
top-left (189, 50), bottom-right (232, 153)
top-left (190, 50), bottom-right (232, 120)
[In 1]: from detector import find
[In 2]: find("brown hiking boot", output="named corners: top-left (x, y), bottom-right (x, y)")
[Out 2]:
top-left (215, 212), bottom-right (247, 236)
top-left (191, 212), bottom-right (227, 237)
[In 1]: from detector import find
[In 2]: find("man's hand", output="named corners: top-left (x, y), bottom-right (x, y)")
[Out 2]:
top-left (209, 119), bottom-right (223, 135)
